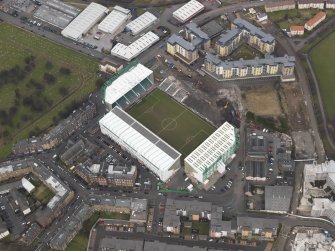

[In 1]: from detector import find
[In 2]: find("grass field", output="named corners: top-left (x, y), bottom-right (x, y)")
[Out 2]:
top-left (128, 89), bottom-right (215, 156)
top-left (310, 31), bottom-right (335, 119)
top-left (0, 23), bottom-right (98, 159)
top-left (32, 184), bottom-right (54, 205)
top-left (230, 44), bottom-right (263, 60)
top-left (268, 9), bottom-right (335, 30)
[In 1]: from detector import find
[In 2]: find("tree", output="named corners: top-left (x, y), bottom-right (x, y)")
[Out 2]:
top-left (58, 86), bottom-right (69, 96)
top-left (45, 61), bottom-right (53, 70)
top-left (9, 106), bottom-right (18, 115)
top-left (95, 78), bottom-right (105, 88)
top-left (15, 88), bottom-right (21, 99)
top-left (59, 67), bottom-right (71, 75)
top-left (43, 73), bottom-right (56, 84)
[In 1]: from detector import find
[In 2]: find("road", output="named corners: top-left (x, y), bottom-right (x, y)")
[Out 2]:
top-left (260, 21), bottom-right (325, 162)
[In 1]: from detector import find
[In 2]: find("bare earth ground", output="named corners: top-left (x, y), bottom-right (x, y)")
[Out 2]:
top-left (282, 82), bottom-right (309, 131)
top-left (244, 85), bottom-right (282, 117)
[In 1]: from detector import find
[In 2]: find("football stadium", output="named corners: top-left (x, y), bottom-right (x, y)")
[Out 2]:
top-left (99, 61), bottom-right (239, 184)
top-left (128, 89), bottom-right (215, 156)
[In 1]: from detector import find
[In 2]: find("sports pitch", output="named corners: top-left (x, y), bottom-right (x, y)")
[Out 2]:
top-left (128, 89), bottom-right (215, 157)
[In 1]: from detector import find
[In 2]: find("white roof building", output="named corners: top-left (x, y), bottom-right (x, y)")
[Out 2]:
top-left (111, 31), bottom-right (159, 61)
top-left (99, 107), bottom-right (181, 182)
top-left (45, 176), bottom-right (67, 209)
top-left (0, 165), bottom-right (13, 174)
top-left (61, 2), bottom-right (108, 40)
top-left (21, 177), bottom-right (35, 193)
top-left (104, 63), bottom-right (153, 107)
top-left (185, 122), bottom-right (238, 184)
top-left (98, 5), bottom-right (131, 34)
top-left (172, 0), bottom-right (205, 23)
top-left (126, 11), bottom-right (157, 35)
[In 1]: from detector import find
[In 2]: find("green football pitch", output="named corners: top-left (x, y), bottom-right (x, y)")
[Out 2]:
top-left (128, 89), bottom-right (215, 157)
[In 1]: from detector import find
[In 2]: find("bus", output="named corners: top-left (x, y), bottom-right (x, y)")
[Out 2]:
top-left (70, 166), bottom-right (75, 171)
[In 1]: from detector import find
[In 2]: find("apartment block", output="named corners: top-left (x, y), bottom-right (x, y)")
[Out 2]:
top-left (231, 18), bottom-right (275, 54)
top-left (204, 53), bottom-right (295, 82)
top-left (215, 28), bottom-right (243, 57)
top-left (167, 23), bottom-right (210, 65)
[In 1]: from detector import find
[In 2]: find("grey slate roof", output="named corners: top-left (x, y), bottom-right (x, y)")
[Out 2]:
top-left (233, 18), bottom-right (275, 43)
top-left (205, 53), bottom-right (295, 69)
top-left (265, 185), bottom-right (293, 212)
top-left (167, 34), bottom-right (196, 51)
top-left (185, 22), bottom-right (209, 40)
top-left (217, 28), bottom-right (242, 46)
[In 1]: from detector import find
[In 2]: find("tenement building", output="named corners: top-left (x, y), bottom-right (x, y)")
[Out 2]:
top-left (75, 162), bottom-right (137, 188)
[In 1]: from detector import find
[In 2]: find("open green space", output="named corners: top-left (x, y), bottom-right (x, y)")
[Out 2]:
top-left (268, 9), bottom-right (335, 30)
top-left (230, 44), bottom-right (263, 60)
top-left (192, 222), bottom-right (209, 235)
top-left (310, 31), bottom-right (335, 119)
top-left (66, 212), bottom-right (131, 251)
top-left (0, 23), bottom-right (98, 159)
top-left (32, 183), bottom-right (54, 205)
top-left (66, 232), bottom-right (88, 251)
top-left (128, 89), bottom-right (215, 156)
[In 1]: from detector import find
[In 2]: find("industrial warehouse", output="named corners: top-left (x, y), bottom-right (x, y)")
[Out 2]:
top-left (126, 11), bottom-right (157, 35)
top-left (172, 0), bottom-right (205, 23)
top-left (33, 0), bottom-right (80, 29)
top-left (111, 31), bottom-right (160, 61)
top-left (99, 107), bottom-right (182, 182)
top-left (97, 5), bottom-right (131, 34)
top-left (61, 2), bottom-right (108, 40)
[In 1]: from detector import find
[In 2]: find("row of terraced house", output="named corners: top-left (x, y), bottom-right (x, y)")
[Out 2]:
top-left (265, 0), bottom-right (335, 12)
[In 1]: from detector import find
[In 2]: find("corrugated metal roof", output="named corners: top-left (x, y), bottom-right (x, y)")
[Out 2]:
top-left (126, 11), bottom-right (157, 35)
top-left (185, 122), bottom-right (236, 172)
top-left (111, 31), bottom-right (159, 61)
top-left (98, 6), bottom-right (130, 34)
top-left (172, 0), bottom-right (205, 23)
top-left (61, 2), bottom-right (107, 40)
top-left (104, 63), bottom-right (152, 106)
